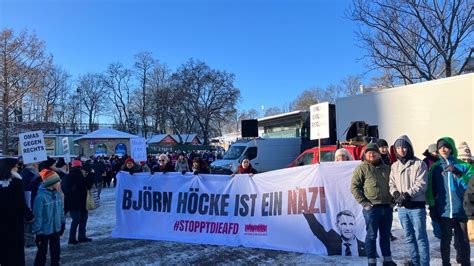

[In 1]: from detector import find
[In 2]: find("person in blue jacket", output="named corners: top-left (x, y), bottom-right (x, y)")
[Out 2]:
top-left (427, 137), bottom-right (474, 266)
top-left (32, 169), bottom-right (66, 266)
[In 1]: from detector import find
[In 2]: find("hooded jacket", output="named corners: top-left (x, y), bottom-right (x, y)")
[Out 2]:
top-left (32, 185), bottom-right (65, 235)
top-left (427, 137), bottom-right (474, 219)
top-left (389, 135), bottom-right (428, 205)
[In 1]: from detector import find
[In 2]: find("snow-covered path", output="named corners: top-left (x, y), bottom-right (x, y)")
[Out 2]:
top-left (25, 187), bottom-right (472, 265)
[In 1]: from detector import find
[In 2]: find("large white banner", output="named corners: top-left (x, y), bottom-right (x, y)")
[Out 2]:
top-left (112, 161), bottom-right (366, 256)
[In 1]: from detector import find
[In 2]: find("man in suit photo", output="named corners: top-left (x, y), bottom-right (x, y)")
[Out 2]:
top-left (303, 210), bottom-right (366, 256)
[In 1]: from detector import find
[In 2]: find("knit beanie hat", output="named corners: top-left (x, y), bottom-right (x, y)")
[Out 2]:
top-left (39, 169), bottom-right (61, 187)
top-left (457, 141), bottom-right (472, 161)
top-left (125, 158), bottom-right (135, 165)
top-left (364, 143), bottom-right (380, 154)
top-left (71, 159), bottom-right (83, 168)
top-left (376, 139), bottom-right (389, 148)
top-left (437, 139), bottom-right (452, 150)
top-left (428, 143), bottom-right (437, 153)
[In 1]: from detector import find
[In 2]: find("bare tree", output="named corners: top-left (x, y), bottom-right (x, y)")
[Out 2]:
top-left (0, 29), bottom-right (50, 153)
top-left (134, 52), bottom-right (155, 137)
top-left (324, 84), bottom-right (342, 103)
top-left (64, 91), bottom-right (81, 133)
top-left (147, 62), bottom-right (172, 134)
top-left (77, 73), bottom-right (106, 132)
top-left (349, 0), bottom-right (473, 84)
top-left (171, 59), bottom-right (240, 144)
top-left (102, 63), bottom-right (132, 131)
top-left (340, 75), bottom-right (362, 96)
top-left (291, 87), bottom-right (325, 111)
top-left (264, 106), bottom-right (283, 117)
top-left (42, 66), bottom-right (70, 122)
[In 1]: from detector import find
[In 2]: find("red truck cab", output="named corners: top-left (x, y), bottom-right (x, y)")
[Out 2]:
top-left (288, 144), bottom-right (366, 167)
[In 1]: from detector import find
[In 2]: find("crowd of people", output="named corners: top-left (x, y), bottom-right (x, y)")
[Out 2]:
top-left (1, 137), bottom-right (473, 265)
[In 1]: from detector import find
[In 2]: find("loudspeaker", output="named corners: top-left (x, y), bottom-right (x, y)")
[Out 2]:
top-left (367, 125), bottom-right (379, 139)
top-left (242, 119), bottom-right (258, 138)
top-left (346, 121), bottom-right (367, 141)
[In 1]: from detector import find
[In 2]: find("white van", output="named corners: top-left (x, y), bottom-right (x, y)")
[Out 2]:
top-left (210, 138), bottom-right (301, 174)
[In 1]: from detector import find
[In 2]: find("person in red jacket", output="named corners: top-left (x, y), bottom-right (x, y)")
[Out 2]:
top-left (231, 158), bottom-right (258, 177)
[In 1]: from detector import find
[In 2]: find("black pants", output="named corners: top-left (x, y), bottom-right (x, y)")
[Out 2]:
top-left (439, 217), bottom-right (470, 266)
top-left (69, 209), bottom-right (89, 241)
top-left (34, 233), bottom-right (60, 266)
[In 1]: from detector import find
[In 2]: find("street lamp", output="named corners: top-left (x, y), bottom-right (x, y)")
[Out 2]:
top-left (76, 88), bottom-right (82, 132)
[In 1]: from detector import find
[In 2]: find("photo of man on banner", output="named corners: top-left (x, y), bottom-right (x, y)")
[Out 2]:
top-left (303, 210), bottom-right (366, 256)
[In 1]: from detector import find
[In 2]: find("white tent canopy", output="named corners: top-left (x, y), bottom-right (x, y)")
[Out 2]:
top-left (74, 128), bottom-right (139, 141)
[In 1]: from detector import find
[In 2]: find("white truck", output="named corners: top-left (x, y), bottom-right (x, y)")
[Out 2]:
top-left (210, 137), bottom-right (302, 174)
top-left (335, 73), bottom-right (474, 157)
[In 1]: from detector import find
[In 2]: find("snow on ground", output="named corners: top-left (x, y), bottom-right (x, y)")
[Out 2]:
top-left (25, 187), bottom-right (473, 265)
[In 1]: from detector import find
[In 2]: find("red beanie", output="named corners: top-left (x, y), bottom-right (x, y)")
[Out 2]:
top-left (125, 158), bottom-right (135, 165)
top-left (71, 159), bottom-right (83, 168)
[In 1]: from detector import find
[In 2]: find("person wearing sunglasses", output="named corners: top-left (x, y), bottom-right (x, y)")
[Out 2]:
top-left (152, 154), bottom-right (174, 174)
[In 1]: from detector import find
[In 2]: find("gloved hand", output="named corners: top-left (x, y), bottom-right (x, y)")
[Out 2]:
top-left (392, 191), bottom-right (401, 201)
top-left (193, 171), bottom-right (199, 175)
top-left (401, 192), bottom-right (411, 206)
top-left (394, 191), bottom-right (411, 205)
top-left (59, 222), bottom-right (66, 236)
top-left (181, 170), bottom-right (186, 175)
top-left (451, 166), bottom-right (463, 177)
top-left (429, 206), bottom-right (440, 222)
top-left (35, 234), bottom-right (45, 247)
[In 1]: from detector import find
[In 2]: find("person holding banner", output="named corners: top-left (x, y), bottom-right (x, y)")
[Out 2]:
top-left (152, 154), bottom-right (174, 173)
top-left (121, 158), bottom-right (142, 174)
top-left (389, 135), bottom-right (429, 266)
top-left (191, 157), bottom-right (210, 174)
top-left (0, 158), bottom-right (35, 266)
top-left (231, 158), bottom-right (257, 177)
top-left (175, 153), bottom-right (190, 174)
top-left (351, 143), bottom-right (396, 266)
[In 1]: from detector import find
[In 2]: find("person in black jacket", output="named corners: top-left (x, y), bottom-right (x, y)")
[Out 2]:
top-left (0, 157), bottom-right (35, 266)
top-left (20, 162), bottom-right (41, 209)
top-left (121, 158), bottom-right (142, 175)
top-left (303, 210), bottom-right (366, 256)
top-left (92, 158), bottom-right (106, 198)
top-left (20, 162), bottom-right (41, 247)
top-left (152, 154), bottom-right (174, 173)
top-left (63, 159), bottom-right (94, 245)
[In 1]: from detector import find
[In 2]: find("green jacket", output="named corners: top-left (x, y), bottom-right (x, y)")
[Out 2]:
top-left (351, 161), bottom-right (392, 206)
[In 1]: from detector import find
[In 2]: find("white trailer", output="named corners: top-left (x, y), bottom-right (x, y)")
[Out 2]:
top-left (336, 73), bottom-right (474, 157)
